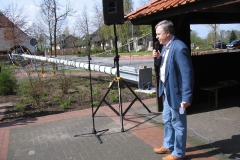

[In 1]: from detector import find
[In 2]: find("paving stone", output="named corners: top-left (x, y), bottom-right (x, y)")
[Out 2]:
top-left (3, 96), bottom-right (240, 160)
top-left (7, 113), bottom-right (162, 160)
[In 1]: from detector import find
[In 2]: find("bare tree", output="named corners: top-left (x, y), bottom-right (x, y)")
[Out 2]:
top-left (117, 0), bottom-right (134, 52)
top-left (62, 27), bottom-right (70, 37)
top-left (92, 1), bottom-right (108, 51)
top-left (38, 0), bottom-right (74, 57)
top-left (75, 5), bottom-right (92, 48)
top-left (92, 1), bottom-right (103, 31)
top-left (76, 5), bottom-right (92, 37)
top-left (37, 0), bottom-right (54, 56)
top-left (206, 24), bottom-right (219, 44)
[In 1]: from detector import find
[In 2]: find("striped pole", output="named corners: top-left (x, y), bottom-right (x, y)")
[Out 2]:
top-left (20, 54), bottom-right (117, 75)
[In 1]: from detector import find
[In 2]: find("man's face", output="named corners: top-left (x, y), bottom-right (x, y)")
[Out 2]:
top-left (156, 26), bottom-right (170, 45)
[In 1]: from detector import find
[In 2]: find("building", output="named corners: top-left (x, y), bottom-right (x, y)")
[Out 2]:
top-left (0, 12), bottom-right (33, 54)
top-left (125, 0), bottom-right (240, 109)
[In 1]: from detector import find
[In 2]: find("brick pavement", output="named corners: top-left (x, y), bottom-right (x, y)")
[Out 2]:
top-left (0, 98), bottom-right (222, 160)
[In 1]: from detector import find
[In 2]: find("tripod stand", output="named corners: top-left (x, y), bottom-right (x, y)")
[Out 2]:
top-left (93, 24), bottom-right (152, 132)
top-left (74, 36), bottom-right (109, 144)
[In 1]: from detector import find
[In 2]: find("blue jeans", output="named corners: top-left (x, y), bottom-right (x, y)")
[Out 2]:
top-left (162, 91), bottom-right (187, 158)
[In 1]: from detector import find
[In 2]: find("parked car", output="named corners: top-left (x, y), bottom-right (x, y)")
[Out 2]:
top-left (226, 40), bottom-right (240, 49)
top-left (212, 42), bottom-right (227, 49)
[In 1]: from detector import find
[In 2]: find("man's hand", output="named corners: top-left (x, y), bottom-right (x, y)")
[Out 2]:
top-left (181, 102), bottom-right (191, 108)
top-left (153, 49), bottom-right (160, 59)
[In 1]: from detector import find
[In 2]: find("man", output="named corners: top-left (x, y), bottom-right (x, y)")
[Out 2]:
top-left (152, 20), bottom-right (194, 160)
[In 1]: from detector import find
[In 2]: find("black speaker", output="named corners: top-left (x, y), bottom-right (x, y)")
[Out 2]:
top-left (102, 0), bottom-right (124, 25)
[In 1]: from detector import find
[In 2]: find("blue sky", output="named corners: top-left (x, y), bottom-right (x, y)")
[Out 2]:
top-left (0, 0), bottom-right (142, 33)
top-left (0, 0), bottom-right (142, 20)
top-left (0, 0), bottom-right (239, 38)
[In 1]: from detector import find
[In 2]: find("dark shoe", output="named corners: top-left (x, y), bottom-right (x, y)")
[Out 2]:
top-left (162, 154), bottom-right (184, 160)
top-left (154, 146), bottom-right (171, 154)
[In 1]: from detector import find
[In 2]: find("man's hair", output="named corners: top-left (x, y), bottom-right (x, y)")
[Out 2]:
top-left (155, 20), bottom-right (175, 35)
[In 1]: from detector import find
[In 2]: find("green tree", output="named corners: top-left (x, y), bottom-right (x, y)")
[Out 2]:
top-left (229, 30), bottom-right (237, 43)
top-left (190, 30), bottom-right (206, 49)
top-left (190, 30), bottom-right (198, 44)
top-left (100, 25), bottom-right (114, 51)
top-left (139, 25), bottom-right (151, 36)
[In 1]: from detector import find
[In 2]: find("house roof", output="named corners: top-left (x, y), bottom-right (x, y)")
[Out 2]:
top-left (125, 0), bottom-right (197, 21)
top-left (56, 35), bottom-right (77, 44)
top-left (0, 12), bottom-right (12, 28)
top-left (125, 0), bottom-right (240, 25)
top-left (0, 12), bottom-right (31, 52)
top-left (91, 35), bottom-right (101, 43)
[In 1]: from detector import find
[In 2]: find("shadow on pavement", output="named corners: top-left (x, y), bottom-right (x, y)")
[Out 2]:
top-left (187, 134), bottom-right (240, 159)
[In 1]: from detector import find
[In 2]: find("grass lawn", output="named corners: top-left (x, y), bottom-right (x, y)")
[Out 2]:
top-left (120, 51), bottom-right (152, 56)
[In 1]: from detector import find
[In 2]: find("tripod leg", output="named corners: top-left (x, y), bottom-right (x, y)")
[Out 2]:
top-left (118, 80), bottom-right (124, 132)
top-left (93, 80), bottom-right (119, 116)
top-left (103, 100), bottom-right (120, 116)
top-left (91, 128), bottom-right (109, 144)
top-left (74, 128), bottom-right (109, 144)
top-left (92, 129), bottom-right (102, 143)
top-left (123, 98), bottom-right (137, 116)
top-left (123, 80), bottom-right (152, 113)
top-left (74, 115), bottom-right (109, 144)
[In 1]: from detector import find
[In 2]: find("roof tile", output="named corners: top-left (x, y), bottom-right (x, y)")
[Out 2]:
top-left (125, 0), bottom-right (197, 20)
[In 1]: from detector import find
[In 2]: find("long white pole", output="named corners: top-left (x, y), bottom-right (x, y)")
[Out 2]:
top-left (21, 54), bottom-right (117, 75)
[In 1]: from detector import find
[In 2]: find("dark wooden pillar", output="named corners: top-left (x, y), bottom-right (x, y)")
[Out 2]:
top-left (173, 15), bottom-right (191, 51)
top-left (152, 23), bottom-right (163, 112)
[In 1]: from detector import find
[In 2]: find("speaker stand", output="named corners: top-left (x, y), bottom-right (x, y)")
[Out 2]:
top-left (74, 36), bottom-right (109, 143)
top-left (93, 24), bottom-right (151, 132)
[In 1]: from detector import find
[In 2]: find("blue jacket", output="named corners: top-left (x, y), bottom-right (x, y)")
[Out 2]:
top-left (156, 37), bottom-right (194, 109)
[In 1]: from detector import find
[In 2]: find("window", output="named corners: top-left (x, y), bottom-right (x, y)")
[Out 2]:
top-left (138, 39), bottom-right (143, 45)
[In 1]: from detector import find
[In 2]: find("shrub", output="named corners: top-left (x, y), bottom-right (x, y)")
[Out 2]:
top-left (0, 63), bottom-right (17, 95)
top-left (148, 93), bottom-right (155, 98)
top-left (92, 101), bottom-right (100, 106)
top-left (15, 104), bottom-right (25, 114)
top-left (78, 51), bottom-right (88, 57)
top-left (16, 72), bottom-right (46, 107)
top-left (109, 90), bottom-right (119, 103)
top-left (59, 96), bottom-right (72, 110)
top-left (92, 46), bottom-right (103, 54)
top-left (57, 72), bottom-right (72, 94)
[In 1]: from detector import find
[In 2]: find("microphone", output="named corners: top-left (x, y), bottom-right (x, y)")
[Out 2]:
top-left (154, 41), bottom-right (160, 62)
top-left (154, 41), bottom-right (160, 51)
